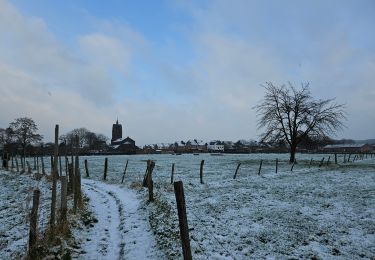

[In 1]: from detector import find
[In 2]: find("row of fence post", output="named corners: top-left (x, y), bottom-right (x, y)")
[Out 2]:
top-left (26, 125), bottom-right (82, 257)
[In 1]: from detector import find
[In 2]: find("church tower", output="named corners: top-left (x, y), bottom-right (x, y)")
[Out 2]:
top-left (111, 119), bottom-right (122, 144)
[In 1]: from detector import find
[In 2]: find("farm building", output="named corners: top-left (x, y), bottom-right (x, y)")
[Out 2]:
top-left (322, 143), bottom-right (374, 153)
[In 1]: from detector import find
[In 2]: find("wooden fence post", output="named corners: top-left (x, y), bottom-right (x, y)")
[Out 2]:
top-left (343, 154), bottom-right (346, 163)
top-left (33, 156), bottom-right (36, 170)
top-left (11, 155), bottom-right (14, 171)
top-left (147, 161), bottom-right (155, 202)
top-left (275, 158), bottom-right (278, 174)
top-left (84, 159), bottom-right (90, 177)
top-left (41, 155), bottom-right (45, 175)
top-left (28, 189), bottom-right (40, 256)
top-left (334, 153), bottom-right (337, 164)
top-left (50, 156), bottom-right (54, 175)
top-left (15, 157), bottom-right (19, 172)
top-left (1, 151), bottom-right (3, 170)
top-left (174, 181), bottom-right (192, 260)
top-left (120, 159), bottom-right (129, 184)
top-left (200, 160), bottom-right (204, 184)
top-left (50, 124), bottom-right (59, 229)
top-left (103, 158), bottom-right (108, 180)
top-left (21, 156), bottom-right (25, 173)
top-left (74, 155), bottom-right (81, 213)
top-left (170, 163), bottom-right (175, 184)
top-left (26, 161), bottom-right (31, 174)
top-left (309, 158), bottom-right (313, 168)
top-left (60, 176), bottom-right (67, 223)
top-left (36, 156), bottom-right (39, 174)
top-left (142, 160), bottom-right (151, 187)
top-left (258, 160), bottom-right (263, 175)
top-left (5, 153), bottom-right (9, 171)
top-left (319, 157), bottom-right (325, 167)
top-left (233, 163), bottom-right (241, 179)
top-left (326, 156), bottom-right (330, 166)
top-left (59, 156), bottom-right (62, 177)
top-left (68, 163), bottom-right (74, 195)
top-left (65, 157), bottom-right (68, 177)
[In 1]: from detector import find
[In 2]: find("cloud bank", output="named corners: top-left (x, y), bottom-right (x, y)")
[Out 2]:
top-left (1, 0), bottom-right (374, 144)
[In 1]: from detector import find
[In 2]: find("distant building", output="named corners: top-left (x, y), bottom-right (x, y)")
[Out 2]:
top-left (322, 143), bottom-right (374, 153)
top-left (207, 141), bottom-right (224, 152)
top-left (111, 119), bottom-right (122, 145)
top-left (110, 119), bottom-right (137, 154)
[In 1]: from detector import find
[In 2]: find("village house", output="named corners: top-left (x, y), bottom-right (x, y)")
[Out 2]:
top-left (207, 141), bottom-right (224, 152)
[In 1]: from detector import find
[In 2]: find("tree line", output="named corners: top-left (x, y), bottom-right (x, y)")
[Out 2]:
top-left (0, 117), bottom-right (109, 156)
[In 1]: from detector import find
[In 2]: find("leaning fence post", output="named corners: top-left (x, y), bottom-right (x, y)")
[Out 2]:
top-left (41, 155), bottom-right (45, 175)
top-left (28, 189), bottom-right (40, 256)
top-left (170, 163), bottom-right (175, 184)
top-left (147, 161), bottom-right (155, 202)
top-left (142, 160), bottom-right (150, 187)
top-left (326, 156), bottom-right (330, 166)
top-left (200, 160), bottom-right (204, 184)
top-left (258, 160), bottom-right (263, 175)
top-left (233, 163), bottom-right (241, 179)
top-left (121, 160), bottom-right (129, 184)
top-left (319, 157), bottom-right (325, 167)
top-left (103, 158), bottom-right (108, 180)
top-left (174, 181), bottom-right (192, 260)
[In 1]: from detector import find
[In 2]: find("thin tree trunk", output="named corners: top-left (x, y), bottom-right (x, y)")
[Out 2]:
top-left (289, 145), bottom-right (297, 163)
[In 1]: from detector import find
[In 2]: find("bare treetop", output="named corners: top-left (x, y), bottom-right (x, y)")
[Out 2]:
top-left (255, 82), bottom-right (346, 163)
top-left (9, 117), bottom-right (43, 146)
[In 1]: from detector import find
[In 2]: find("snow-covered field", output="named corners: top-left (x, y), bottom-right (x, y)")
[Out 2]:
top-left (0, 169), bottom-right (52, 259)
top-left (79, 153), bottom-right (375, 259)
top-left (1, 153), bottom-right (375, 259)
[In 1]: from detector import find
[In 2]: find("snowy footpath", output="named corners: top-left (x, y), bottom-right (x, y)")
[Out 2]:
top-left (78, 179), bottom-right (163, 259)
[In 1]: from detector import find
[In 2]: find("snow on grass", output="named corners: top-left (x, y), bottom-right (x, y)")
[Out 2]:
top-left (0, 169), bottom-right (52, 259)
top-left (76, 178), bottom-right (164, 259)
top-left (2, 153), bottom-right (375, 259)
top-left (78, 153), bottom-right (375, 259)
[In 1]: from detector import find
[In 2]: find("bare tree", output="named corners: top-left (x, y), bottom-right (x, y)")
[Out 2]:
top-left (255, 82), bottom-right (346, 163)
top-left (9, 117), bottom-right (43, 158)
top-left (60, 128), bottom-right (108, 153)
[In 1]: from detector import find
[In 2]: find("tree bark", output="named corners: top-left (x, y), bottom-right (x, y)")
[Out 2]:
top-left (289, 144), bottom-right (297, 163)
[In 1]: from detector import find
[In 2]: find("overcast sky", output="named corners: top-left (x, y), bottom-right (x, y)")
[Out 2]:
top-left (0, 0), bottom-right (374, 145)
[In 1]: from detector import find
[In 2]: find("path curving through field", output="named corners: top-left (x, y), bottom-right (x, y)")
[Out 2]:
top-left (80, 179), bottom-right (161, 259)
